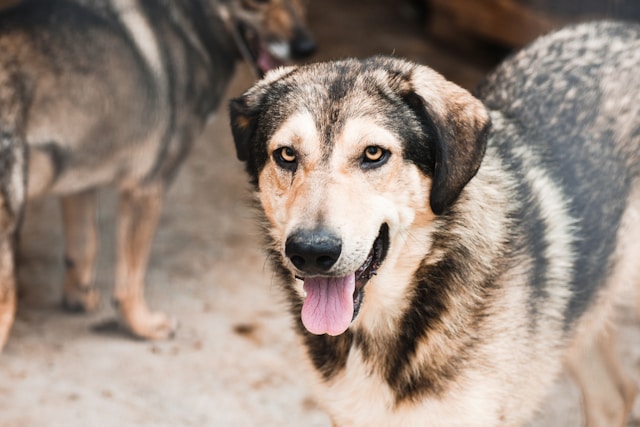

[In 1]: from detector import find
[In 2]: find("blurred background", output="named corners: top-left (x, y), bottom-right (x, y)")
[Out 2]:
top-left (0, 0), bottom-right (639, 426)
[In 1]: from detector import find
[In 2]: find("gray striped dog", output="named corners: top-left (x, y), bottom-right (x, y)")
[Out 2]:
top-left (230, 21), bottom-right (640, 426)
top-left (0, 0), bottom-right (314, 351)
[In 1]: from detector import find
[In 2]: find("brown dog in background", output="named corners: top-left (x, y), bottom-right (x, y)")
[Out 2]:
top-left (0, 0), bottom-right (314, 350)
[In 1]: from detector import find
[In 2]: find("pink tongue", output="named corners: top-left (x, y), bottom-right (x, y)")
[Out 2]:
top-left (257, 49), bottom-right (284, 74)
top-left (301, 274), bottom-right (356, 336)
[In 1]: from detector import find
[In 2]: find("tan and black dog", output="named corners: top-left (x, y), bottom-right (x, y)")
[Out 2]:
top-left (0, 0), bottom-right (314, 351)
top-left (231, 21), bottom-right (639, 426)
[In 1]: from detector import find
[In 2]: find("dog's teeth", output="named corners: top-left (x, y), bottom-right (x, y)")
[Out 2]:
top-left (267, 41), bottom-right (290, 59)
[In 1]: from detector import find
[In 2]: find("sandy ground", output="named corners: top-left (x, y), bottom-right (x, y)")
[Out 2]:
top-left (1, 1), bottom-right (639, 426)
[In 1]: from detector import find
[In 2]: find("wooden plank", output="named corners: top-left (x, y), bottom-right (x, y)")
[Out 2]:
top-left (429, 0), bottom-right (561, 47)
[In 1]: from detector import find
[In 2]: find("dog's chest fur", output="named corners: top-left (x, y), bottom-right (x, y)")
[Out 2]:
top-left (293, 151), bottom-right (569, 426)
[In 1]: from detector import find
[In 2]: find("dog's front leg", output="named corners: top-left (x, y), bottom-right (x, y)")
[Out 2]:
top-left (112, 184), bottom-right (176, 340)
top-left (61, 190), bottom-right (100, 312)
top-left (0, 238), bottom-right (16, 351)
top-left (567, 327), bottom-right (637, 427)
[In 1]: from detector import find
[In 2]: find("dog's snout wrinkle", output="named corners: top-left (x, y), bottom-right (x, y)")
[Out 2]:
top-left (285, 229), bottom-right (342, 274)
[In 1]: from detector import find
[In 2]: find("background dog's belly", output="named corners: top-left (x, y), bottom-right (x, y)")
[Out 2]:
top-left (27, 136), bottom-right (162, 198)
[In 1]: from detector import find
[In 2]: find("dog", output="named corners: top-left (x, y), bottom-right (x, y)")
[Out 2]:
top-left (0, 0), bottom-right (315, 351)
top-left (230, 21), bottom-right (640, 426)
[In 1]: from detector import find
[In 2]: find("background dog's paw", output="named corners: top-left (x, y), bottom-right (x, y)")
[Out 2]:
top-left (92, 315), bottom-right (178, 341)
top-left (121, 309), bottom-right (178, 341)
top-left (62, 287), bottom-right (101, 313)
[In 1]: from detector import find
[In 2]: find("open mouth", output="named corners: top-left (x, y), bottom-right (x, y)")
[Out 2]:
top-left (234, 23), bottom-right (289, 77)
top-left (300, 224), bottom-right (389, 336)
top-left (352, 224), bottom-right (389, 319)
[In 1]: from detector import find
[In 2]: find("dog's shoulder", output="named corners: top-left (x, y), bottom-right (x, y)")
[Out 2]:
top-left (476, 21), bottom-right (640, 122)
top-left (475, 20), bottom-right (640, 325)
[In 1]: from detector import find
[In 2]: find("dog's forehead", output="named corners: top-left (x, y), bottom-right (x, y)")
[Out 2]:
top-left (261, 58), bottom-right (417, 139)
top-left (275, 60), bottom-right (404, 105)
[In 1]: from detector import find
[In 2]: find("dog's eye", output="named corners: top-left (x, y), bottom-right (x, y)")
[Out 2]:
top-left (274, 147), bottom-right (298, 170)
top-left (278, 147), bottom-right (296, 162)
top-left (362, 146), bottom-right (389, 168)
top-left (241, 0), bottom-right (269, 10)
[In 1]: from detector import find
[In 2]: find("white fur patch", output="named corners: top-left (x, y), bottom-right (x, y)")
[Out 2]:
top-left (112, 0), bottom-right (164, 81)
top-left (1, 135), bottom-right (24, 209)
top-left (508, 138), bottom-right (577, 322)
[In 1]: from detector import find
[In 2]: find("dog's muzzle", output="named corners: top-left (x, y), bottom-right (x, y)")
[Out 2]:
top-left (285, 225), bottom-right (389, 336)
top-left (234, 23), bottom-right (316, 78)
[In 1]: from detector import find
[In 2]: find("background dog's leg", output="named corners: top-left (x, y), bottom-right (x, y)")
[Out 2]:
top-left (112, 184), bottom-right (176, 340)
top-left (61, 190), bottom-right (100, 312)
top-left (567, 329), bottom-right (637, 427)
top-left (0, 238), bottom-right (16, 351)
top-left (638, 279), bottom-right (640, 323)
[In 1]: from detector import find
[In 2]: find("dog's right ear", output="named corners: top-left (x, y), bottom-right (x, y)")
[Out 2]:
top-left (229, 96), bottom-right (257, 162)
top-left (229, 65), bottom-right (299, 163)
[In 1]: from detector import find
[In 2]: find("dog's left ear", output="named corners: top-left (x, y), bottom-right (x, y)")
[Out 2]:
top-left (405, 66), bottom-right (491, 215)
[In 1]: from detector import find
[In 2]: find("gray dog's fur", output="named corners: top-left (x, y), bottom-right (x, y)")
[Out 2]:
top-left (230, 21), bottom-right (640, 426)
top-left (0, 0), bottom-right (314, 350)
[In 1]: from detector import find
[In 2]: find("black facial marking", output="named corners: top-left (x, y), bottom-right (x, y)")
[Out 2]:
top-left (398, 92), bottom-right (438, 178)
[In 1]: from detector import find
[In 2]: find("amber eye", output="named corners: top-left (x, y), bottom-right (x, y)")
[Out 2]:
top-left (274, 146), bottom-right (298, 171)
top-left (364, 146), bottom-right (384, 162)
top-left (361, 146), bottom-right (390, 169)
top-left (279, 147), bottom-right (296, 162)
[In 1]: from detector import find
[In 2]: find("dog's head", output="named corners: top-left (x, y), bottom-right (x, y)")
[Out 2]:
top-left (230, 57), bottom-right (490, 336)
top-left (215, 0), bottom-right (315, 76)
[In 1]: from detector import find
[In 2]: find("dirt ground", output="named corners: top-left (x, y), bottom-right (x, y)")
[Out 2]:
top-left (1, 1), bottom-right (639, 426)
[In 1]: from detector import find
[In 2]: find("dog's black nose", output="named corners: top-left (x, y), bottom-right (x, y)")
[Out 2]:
top-left (285, 229), bottom-right (341, 274)
top-left (290, 28), bottom-right (316, 59)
